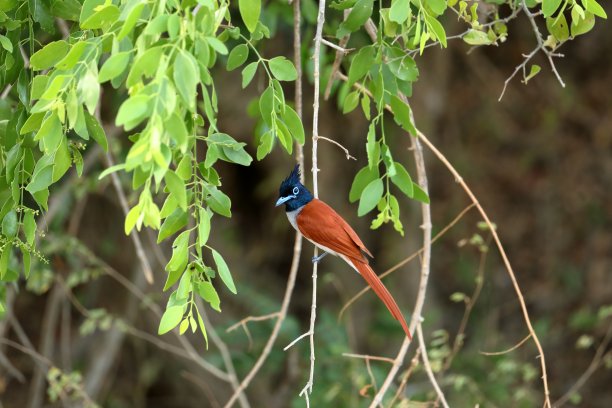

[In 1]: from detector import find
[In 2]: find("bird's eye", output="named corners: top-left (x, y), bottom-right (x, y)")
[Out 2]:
top-left (292, 187), bottom-right (299, 195)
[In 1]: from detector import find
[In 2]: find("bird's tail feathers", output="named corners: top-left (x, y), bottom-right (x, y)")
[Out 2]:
top-left (353, 260), bottom-right (412, 340)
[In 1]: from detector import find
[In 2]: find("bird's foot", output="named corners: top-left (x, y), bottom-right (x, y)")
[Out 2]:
top-left (311, 252), bottom-right (328, 264)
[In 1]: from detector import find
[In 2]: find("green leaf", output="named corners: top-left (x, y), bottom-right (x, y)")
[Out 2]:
top-left (546, 14), bottom-right (570, 42)
top-left (195, 307), bottom-right (209, 348)
top-left (583, 0), bottom-right (607, 19)
top-left (196, 281), bottom-right (221, 312)
top-left (386, 46), bottom-right (419, 82)
top-left (81, 4), bottom-right (120, 29)
top-left (158, 305), bottom-right (184, 335)
top-left (348, 46), bottom-right (375, 86)
top-left (84, 111), bottom-right (108, 152)
top-left (158, 208), bottom-right (188, 243)
top-left (227, 44), bottom-right (249, 71)
top-left (542, 0), bottom-right (563, 18)
top-left (116, 95), bottom-right (151, 130)
top-left (366, 124), bottom-right (380, 169)
top-left (20, 112), bottom-right (45, 135)
top-left (428, 0), bottom-right (447, 15)
top-left (524, 64), bottom-right (541, 83)
top-left (0, 35), bottom-right (12, 53)
top-left (349, 166), bottom-right (379, 203)
top-left (241, 61), bottom-right (258, 88)
top-left (31, 75), bottom-right (49, 100)
top-left (358, 178), bottom-right (384, 216)
top-left (389, 95), bottom-right (416, 135)
top-left (30, 41), bottom-right (69, 70)
top-left (198, 207), bottom-right (211, 246)
top-left (571, 11), bottom-right (596, 36)
top-left (26, 164), bottom-right (54, 194)
top-left (342, 91), bottom-right (360, 114)
top-left (282, 105), bottom-right (304, 144)
top-left (211, 248), bottom-right (237, 294)
top-left (389, 0), bottom-right (410, 24)
top-left (390, 162), bottom-right (414, 198)
top-left (124, 205), bottom-right (141, 235)
top-left (177, 268), bottom-right (192, 300)
top-left (98, 164), bottom-right (125, 180)
top-left (1, 210), bottom-right (17, 237)
top-left (259, 85), bottom-right (274, 126)
top-left (425, 14), bottom-right (447, 47)
top-left (23, 211), bottom-right (36, 245)
top-left (239, 0), bottom-right (261, 32)
top-left (205, 185), bottom-right (232, 217)
top-left (412, 182), bottom-right (430, 204)
top-left (174, 50), bottom-right (199, 111)
top-left (463, 29), bottom-right (494, 45)
top-left (165, 171), bottom-right (187, 211)
top-left (51, 0), bottom-right (81, 21)
top-left (207, 36), bottom-right (228, 55)
top-left (99, 52), bottom-right (130, 83)
top-left (55, 40), bottom-right (88, 70)
top-left (117, 3), bottom-right (145, 40)
top-left (337, 0), bottom-right (374, 37)
top-left (269, 56), bottom-right (297, 81)
top-left (164, 231), bottom-right (190, 289)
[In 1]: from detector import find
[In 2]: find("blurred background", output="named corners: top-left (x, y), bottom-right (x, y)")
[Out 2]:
top-left (1, 1), bottom-right (611, 407)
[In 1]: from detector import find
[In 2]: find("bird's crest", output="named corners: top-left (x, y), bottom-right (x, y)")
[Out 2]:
top-left (281, 164), bottom-right (301, 188)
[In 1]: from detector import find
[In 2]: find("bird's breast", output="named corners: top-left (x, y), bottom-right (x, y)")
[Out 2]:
top-left (285, 207), bottom-right (303, 231)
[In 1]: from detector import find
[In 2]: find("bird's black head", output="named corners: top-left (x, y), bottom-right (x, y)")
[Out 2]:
top-left (275, 165), bottom-right (313, 212)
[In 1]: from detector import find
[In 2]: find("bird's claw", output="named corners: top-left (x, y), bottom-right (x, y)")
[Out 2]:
top-left (311, 252), bottom-right (328, 264)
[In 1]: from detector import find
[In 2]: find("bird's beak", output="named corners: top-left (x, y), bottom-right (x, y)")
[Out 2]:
top-left (275, 196), bottom-right (294, 207)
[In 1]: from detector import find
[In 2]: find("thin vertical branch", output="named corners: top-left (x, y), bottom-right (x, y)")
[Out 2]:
top-left (369, 133), bottom-right (432, 407)
top-left (283, 0), bottom-right (326, 404)
top-left (303, 0), bottom-right (326, 402)
top-left (104, 151), bottom-right (154, 284)
top-left (416, 325), bottom-right (449, 408)
top-left (28, 284), bottom-right (64, 408)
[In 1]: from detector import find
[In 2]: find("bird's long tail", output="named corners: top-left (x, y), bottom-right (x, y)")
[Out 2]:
top-left (353, 260), bottom-right (412, 339)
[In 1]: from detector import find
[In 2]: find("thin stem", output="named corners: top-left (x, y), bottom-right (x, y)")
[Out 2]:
top-left (416, 324), bottom-right (449, 408)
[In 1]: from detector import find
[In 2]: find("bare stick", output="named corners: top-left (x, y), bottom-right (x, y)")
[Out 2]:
top-left (553, 323), bottom-right (612, 407)
top-left (416, 324), bottom-right (449, 408)
top-left (226, 313), bottom-right (281, 333)
top-left (324, 10), bottom-right (351, 101)
top-left (28, 284), bottom-right (63, 408)
top-left (222, 2), bottom-right (305, 405)
top-left (318, 135), bottom-right (356, 160)
top-left (342, 353), bottom-right (395, 364)
top-left (321, 38), bottom-right (352, 54)
top-left (370, 109), bottom-right (432, 407)
top-left (287, 0), bottom-right (327, 404)
top-left (480, 334), bottom-right (533, 356)
top-left (104, 151), bottom-right (154, 284)
top-left (388, 348), bottom-right (421, 406)
top-left (417, 130), bottom-right (552, 407)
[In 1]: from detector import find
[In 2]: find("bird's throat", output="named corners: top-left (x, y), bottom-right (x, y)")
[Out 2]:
top-left (285, 207), bottom-right (303, 231)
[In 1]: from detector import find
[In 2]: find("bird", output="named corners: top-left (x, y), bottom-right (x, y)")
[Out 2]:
top-left (275, 165), bottom-right (411, 339)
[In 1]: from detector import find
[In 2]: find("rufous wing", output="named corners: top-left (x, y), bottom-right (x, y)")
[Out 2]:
top-left (296, 199), bottom-right (372, 261)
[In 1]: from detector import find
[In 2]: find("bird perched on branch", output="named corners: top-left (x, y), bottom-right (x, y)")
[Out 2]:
top-left (275, 165), bottom-right (411, 339)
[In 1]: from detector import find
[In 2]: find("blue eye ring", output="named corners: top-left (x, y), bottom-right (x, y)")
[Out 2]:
top-left (292, 187), bottom-right (299, 195)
